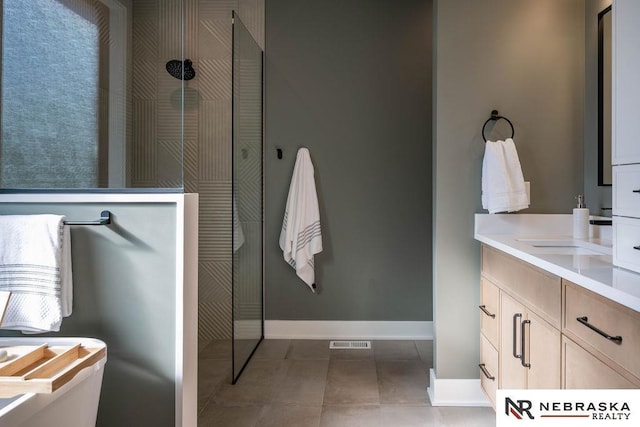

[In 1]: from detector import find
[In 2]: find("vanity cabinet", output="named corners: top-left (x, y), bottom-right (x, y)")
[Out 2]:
top-left (479, 246), bottom-right (561, 406)
top-left (479, 245), bottom-right (640, 406)
top-left (613, 0), bottom-right (640, 273)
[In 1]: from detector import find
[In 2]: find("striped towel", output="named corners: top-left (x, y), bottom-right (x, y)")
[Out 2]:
top-left (0, 214), bottom-right (73, 332)
top-left (279, 148), bottom-right (323, 292)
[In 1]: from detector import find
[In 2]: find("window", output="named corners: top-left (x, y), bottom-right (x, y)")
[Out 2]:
top-left (0, 0), bottom-right (109, 188)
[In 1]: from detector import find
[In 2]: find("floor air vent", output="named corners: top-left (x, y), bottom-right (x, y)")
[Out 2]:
top-left (329, 340), bottom-right (371, 350)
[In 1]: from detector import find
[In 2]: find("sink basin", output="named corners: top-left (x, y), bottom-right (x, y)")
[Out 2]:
top-left (529, 246), bottom-right (604, 256)
top-left (516, 239), bottom-right (611, 256)
top-left (517, 238), bottom-right (574, 246)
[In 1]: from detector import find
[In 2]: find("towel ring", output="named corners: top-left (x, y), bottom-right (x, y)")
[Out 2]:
top-left (482, 110), bottom-right (515, 142)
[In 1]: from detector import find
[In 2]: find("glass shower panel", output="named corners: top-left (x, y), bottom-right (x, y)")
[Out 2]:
top-left (232, 11), bottom-right (263, 384)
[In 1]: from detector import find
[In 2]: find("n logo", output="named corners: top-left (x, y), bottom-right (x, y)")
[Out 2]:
top-left (505, 397), bottom-right (534, 420)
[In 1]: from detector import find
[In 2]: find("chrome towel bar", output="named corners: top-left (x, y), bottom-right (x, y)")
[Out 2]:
top-left (64, 210), bottom-right (111, 226)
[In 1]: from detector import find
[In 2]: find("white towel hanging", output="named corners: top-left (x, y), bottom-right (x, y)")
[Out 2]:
top-left (481, 138), bottom-right (529, 214)
top-left (279, 148), bottom-right (323, 292)
top-left (0, 214), bottom-right (73, 333)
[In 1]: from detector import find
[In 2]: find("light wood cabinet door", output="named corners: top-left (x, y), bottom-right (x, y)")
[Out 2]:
top-left (500, 293), bottom-right (527, 389)
top-left (500, 292), bottom-right (561, 390)
top-left (563, 336), bottom-right (638, 389)
top-left (525, 310), bottom-right (561, 389)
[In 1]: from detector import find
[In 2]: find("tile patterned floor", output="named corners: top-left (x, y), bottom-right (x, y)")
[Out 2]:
top-left (198, 340), bottom-right (496, 427)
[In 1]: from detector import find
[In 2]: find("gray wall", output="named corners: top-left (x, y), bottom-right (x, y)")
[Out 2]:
top-left (265, 0), bottom-right (432, 321)
top-left (434, 0), bottom-right (584, 379)
top-left (0, 202), bottom-right (178, 427)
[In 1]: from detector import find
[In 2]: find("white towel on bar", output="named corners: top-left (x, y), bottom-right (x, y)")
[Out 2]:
top-left (0, 214), bottom-right (73, 333)
top-left (279, 148), bottom-right (323, 292)
top-left (481, 138), bottom-right (529, 214)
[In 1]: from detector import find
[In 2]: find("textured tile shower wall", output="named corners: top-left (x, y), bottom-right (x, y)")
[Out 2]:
top-left (132, 0), bottom-right (264, 348)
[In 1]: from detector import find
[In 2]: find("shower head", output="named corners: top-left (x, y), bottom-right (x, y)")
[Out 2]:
top-left (166, 59), bottom-right (196, 81)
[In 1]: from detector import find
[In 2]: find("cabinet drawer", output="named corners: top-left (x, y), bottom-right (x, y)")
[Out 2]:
top-left (482, 245), bottom-right (561, 328)
top-left (480, 278), bottom-right (500, 348)
top-left (563, 336), bottom-right (638, 389)
top-left (613, 164), bottom-right (640, 217)
top-left (564, 282), bottom-right (640, 379)
top-left (480, 334), bottom-right (498, 408)
top-left (613, 216), bottom-right (640, 274)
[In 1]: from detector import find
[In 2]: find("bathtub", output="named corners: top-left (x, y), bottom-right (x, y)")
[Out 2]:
top-left (0, 337), bottom-right (106, 427)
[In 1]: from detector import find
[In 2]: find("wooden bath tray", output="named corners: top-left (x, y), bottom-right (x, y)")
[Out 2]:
top-left (0, 343), bottom-right (106, 398)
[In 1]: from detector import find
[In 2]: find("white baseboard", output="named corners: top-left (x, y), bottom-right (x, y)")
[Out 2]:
top-left (426, 368), bottom-right (491, 407)
top-left (264, 320), bottom-right (433, 340)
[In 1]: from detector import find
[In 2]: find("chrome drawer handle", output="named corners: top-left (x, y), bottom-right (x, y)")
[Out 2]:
top-left (634, 246), bottom-right (640, 251)
top-left (479, 305), bottom-right (496, 318)
top-left (633, 189), bottom-right (640, 193)
top-left (479, 363), bottom-right (495, 381)
top-left (513, 313), bottom-right (522, 359)
top-left (521, 319), bottom-right (531, 368)
top-left (577, 316), bottom-right (623, 345)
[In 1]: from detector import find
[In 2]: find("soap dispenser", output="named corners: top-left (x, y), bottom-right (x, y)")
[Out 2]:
top-left (573, 195), bottom-right (589, 239)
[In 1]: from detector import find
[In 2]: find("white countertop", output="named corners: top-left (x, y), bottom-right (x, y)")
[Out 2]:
top-left (475, 214), bottom-right (640, 313)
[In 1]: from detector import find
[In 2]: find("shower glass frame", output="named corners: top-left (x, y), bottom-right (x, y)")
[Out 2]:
top-left (231, 10), bottom-right (264, 384)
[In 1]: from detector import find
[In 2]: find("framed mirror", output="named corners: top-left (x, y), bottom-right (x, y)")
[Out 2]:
top-left (598, 5), bottom-right (612, 186)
